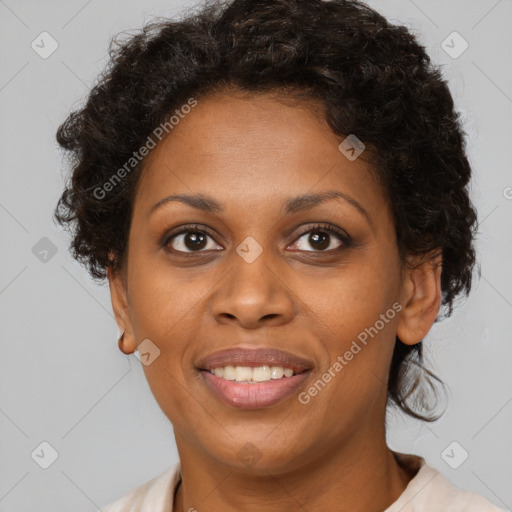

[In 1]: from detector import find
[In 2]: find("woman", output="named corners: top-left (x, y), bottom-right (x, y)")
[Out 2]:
top-left (53, 0), bottom-right (503, 510)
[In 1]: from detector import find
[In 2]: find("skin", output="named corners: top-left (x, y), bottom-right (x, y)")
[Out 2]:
top-left (108, 89), bottom-right (442, 512)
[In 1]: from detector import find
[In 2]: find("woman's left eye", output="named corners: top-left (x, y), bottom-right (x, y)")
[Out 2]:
top-left (290, 225), bottom-right (350, 252)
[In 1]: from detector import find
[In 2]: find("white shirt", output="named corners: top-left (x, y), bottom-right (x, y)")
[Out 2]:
top-left (101, 452), bottom-right (504, 512)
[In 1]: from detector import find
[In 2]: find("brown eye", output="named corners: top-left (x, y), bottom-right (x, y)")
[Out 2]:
top-left (164, 226), bottom-right (223, 253)
top-left (290, 224), bottom-right (351, 252)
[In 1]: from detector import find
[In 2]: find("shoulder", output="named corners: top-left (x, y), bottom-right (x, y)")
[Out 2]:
top-left (387, 454), bottom-right (504, 512)
top-left (101, 463), bottom-right (181, 512)
top-left (420, 465), bottom-right (504, 511)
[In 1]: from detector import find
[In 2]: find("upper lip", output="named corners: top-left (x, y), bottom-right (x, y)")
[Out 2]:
top-left (196, 346), bottom-right (313, 373)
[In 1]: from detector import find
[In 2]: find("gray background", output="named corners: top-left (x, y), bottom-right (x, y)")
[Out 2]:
top-left (0, 0), bottom-right (511, 510)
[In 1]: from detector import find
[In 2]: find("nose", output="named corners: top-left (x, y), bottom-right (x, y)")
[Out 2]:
top-left (210, 249), bottom-right (297, 329)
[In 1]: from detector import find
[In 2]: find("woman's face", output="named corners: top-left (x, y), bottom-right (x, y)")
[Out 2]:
top-left (109, 91), bottom-right (430, 473)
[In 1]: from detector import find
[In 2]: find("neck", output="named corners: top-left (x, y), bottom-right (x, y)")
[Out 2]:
top-left (172, 426), bottom-right (415, 512)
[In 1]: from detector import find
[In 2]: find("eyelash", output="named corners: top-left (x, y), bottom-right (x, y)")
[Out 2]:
top-left (161, 222), bottom-right (353, 256)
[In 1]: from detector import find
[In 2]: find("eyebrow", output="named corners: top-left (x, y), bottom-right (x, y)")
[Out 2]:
top-left (149, 190), bottom-right (371, 225)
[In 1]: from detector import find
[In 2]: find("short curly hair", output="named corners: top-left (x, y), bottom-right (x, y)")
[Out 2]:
top-left (54, 0), bottom-right (479, 422)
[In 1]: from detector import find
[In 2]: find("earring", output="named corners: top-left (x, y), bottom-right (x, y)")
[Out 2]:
top-left (118, 331), bottom-right (130, 354)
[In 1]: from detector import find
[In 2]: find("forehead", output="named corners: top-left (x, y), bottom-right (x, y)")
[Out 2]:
top-left (134, 92), bottom-right (383, 218)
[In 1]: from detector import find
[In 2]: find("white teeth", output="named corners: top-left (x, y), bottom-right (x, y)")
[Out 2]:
top-left (252, 365), bottom-right (271, 382)
top-left (222, 365), bottom-right (235, 380)
top-left (283, 368), bottom-right (294, 377)
top-left (235, 366), bottom-right (253, 382)
top-left (210, 365), bottom-right (297, 382)
top-left (270, 366), bottom-right (284, 379)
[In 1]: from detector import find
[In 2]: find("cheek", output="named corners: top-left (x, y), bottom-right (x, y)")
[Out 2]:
top-left (311, 288), bottom-right (398, 381)
top-left (300, 255), bottom-right (400, 390)
top-left (126, 263), bottom-right (203, 419)
top-left (126, 249), bottom-right (201, 339)
top-left (302, 255), bottom-right (398, 334)
top-left (303, 293), bottom-right (399, 432)
top-left (125, 256), bottom-right (211, 387)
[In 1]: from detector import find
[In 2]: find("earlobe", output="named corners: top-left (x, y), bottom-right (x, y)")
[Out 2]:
top-left (107, 263), bottom-right (137, 354)
top-left (396, 251), bottom-right (442, 346)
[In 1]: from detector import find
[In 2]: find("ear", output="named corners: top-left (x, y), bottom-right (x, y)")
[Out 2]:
top-left (107, 257), bottom-right (137, 354)
top-left (396, 250), bottom-right (443, 346)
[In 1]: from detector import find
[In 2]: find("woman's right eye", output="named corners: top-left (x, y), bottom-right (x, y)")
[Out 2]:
top-left (163, 227), bottom-right (223, 254)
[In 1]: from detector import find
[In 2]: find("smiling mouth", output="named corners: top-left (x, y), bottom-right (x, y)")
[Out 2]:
top-left (195, 346), bottom-right (314, 408)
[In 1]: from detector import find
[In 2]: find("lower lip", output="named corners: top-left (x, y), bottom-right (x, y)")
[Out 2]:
top-left (200, 370), bottom-right (311, 409)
